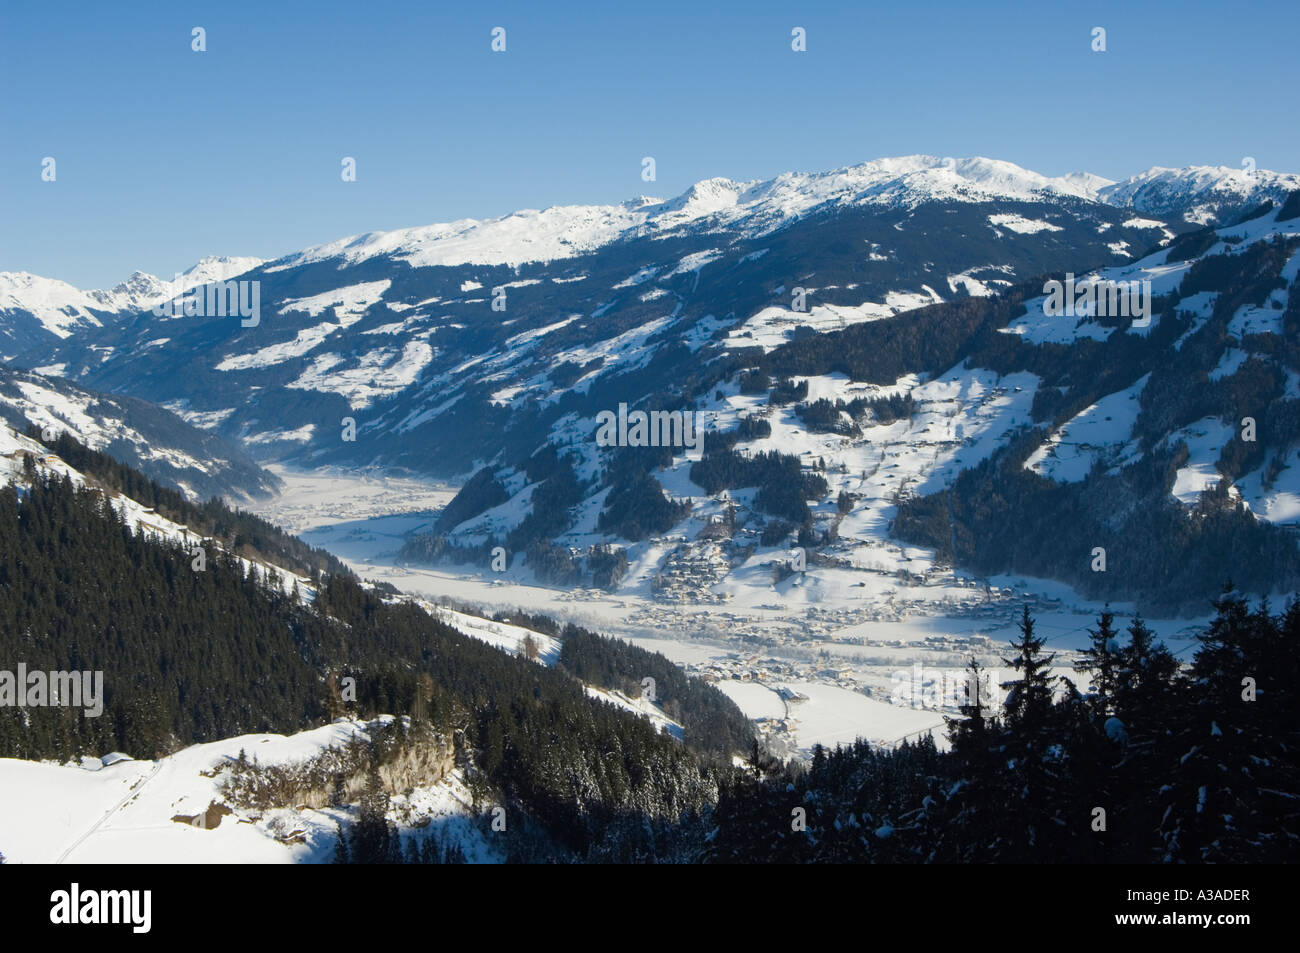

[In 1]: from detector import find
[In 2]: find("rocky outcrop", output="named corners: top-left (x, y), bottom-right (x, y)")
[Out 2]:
top-left (220, 719), bottom-right (455, 812)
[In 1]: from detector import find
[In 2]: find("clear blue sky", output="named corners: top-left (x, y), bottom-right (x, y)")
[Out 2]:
top-left (2, 0), bottom-right (1297, 288)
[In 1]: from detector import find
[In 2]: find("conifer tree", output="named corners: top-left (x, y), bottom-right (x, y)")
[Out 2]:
top-left (998, 606), bottom-right (1067, 858)
top-left (1002, 605), bottom-right (1057, 729)
top-left (1076, 608), bottom-right (1119, 717)
top-left (947, 655), bottom-right (993, 756)
top-left (348, 767), bottom-right (395, 864)
top-left (932, 655), bottom-right (1006, 861)
top-left (1156, 590), bottom-right (1300, 861)
top-left (1112, 615), bottom-right (1180, 729)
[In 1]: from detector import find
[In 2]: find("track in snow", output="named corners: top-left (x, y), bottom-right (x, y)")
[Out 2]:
top-left (54, 761), bottom-right (162, 864)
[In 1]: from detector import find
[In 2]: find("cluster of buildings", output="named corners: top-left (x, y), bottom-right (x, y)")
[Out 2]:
top-left (651, 539), bottom-right (731, 603)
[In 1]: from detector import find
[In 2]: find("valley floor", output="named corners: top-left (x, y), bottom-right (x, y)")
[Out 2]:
top-left (249, 466), bottom-right (1214, 760)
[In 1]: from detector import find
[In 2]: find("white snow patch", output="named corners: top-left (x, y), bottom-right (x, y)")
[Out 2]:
top-left (988, 213), bottom-right (1062, 235)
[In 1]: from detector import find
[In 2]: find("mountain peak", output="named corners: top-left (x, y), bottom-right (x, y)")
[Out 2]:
top-left (9, 155), bottom-right (1298, 337)
top-left (0, 256), bottom-right (264, 342)
top-left (266, 155), bottom-right (1133, 275)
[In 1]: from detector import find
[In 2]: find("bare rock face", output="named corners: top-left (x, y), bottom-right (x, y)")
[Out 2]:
top-left (294, 733), bottom-right (457, 809)
top-left (220, 720), bottom-right (456, 812)
top-left (374, 738), bottom-right (456, 795)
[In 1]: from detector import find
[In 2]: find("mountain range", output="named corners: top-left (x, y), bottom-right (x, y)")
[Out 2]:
top-left (4, 155), bottom-right (1299, 613)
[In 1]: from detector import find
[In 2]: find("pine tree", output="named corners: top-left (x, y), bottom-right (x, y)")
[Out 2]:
top-left (348, 767), bottom-right (394, 863)
top-left (1002, 605), bottom-right (1057, 729)
top-left (1076, 608), bottom-right (1119, 717)
top-left (946, 655), bottom-right (993, 756)
top-left (331, 825), bottom-right (349, 864)
top-left (997, 606), bottom-right (1068, 859)
top-left (1112, 615), bottom-right (1180, 729)
top-left (1155, 590), bottom-right (1300, 861)
top-left (1156, 588), bottom-right (1266, 861)
top-left (933, 655), bottom-right (1006, 861)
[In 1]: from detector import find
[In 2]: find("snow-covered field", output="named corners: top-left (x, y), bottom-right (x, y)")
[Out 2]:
top-left (0, 717), bottom-right (497, 865)
top-left (250, 463), bottom-right (459, 537)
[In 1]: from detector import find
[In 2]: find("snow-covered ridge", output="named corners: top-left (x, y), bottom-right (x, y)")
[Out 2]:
top-left (0, 366), bottom-right (279, 502)
top-left (0, 255), bottom-right (264, 339)
top-left (265, 202), bottom-right (662, 273)
top-left (265, 156), bottom-right (1120, 273)
top-left (0, 419), bottom-right (301, 594)
top-left (7, 158), bottom-right (1296, 322)
top-left (234, 157), bottom-right (1299, 274)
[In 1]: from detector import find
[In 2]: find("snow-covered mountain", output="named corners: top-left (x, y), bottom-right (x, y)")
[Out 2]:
top-left (4, 154), bottom-right (1299, 867)
top-left (0, 255), bottom-right (263, 355)
top-left (272, 156), bottom-right (1116, 273)
top-left (0, 365), bottom-right (279, 501)
top-left (4, 157), bottom-right (1286, 340)
top-left (3, 156), bottom-right (1198, 464)
top-left (4, 155), bottom-right (1298, 611)
top-left (393, 189), bottom-right (1300, 613)
top-left (1099, 165), bottom-right (1300, 226)
top-left (1, 156), bottom-right (1276, 364)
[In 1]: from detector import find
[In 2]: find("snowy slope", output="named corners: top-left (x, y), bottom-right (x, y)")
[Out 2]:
top-left (395, 191), bottom-right (1300, 625)
top-left (0, 717), bottom-right (497, 864)
top-left (212, 158), bottom-right (1291, 278)
top-left (0, 152), bottom-right (1237, 470)
top-left (0, 365), bottom-right (280, 501)
top-left (0, 256), bottom-right (264, 366)
top-left (2, 157), bottom-right (1284, 354)
top-left (0, 419), bottom-right (305, 598)
top-left (7, 153), bottom-right (1299, 620)
top-left (416, 601), bottom-right (686, 738)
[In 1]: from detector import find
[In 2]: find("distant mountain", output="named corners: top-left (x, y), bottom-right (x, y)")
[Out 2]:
top-left (0, 255), bottom-right (263, 357)
top-left (3, 156), bottom-right (1195, 466)
top-left (271, 155), bottom-right (1118, 273)
top-left (391, 190), bottom-right (1300, 613)
top-left (5, 155), bottom-right (1299, 611)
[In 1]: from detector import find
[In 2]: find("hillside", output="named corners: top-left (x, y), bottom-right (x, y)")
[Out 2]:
top-left (0, 364), bottom-right (280, 502)
top-left (0, 424), bottom-right (752, 861)
top-left (400, 192), bottom-right (1300, 613)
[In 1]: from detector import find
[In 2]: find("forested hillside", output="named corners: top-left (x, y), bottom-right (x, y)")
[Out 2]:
top-left (30, 427), bottom-right (349, 580)
top-left (3, 437), bottom-right (1296, 861)
top-left (0, 445), bottom-right (747, 860)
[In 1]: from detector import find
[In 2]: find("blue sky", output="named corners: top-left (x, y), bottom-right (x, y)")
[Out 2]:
top-left (2, 0), bottom-right (1297, 287)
